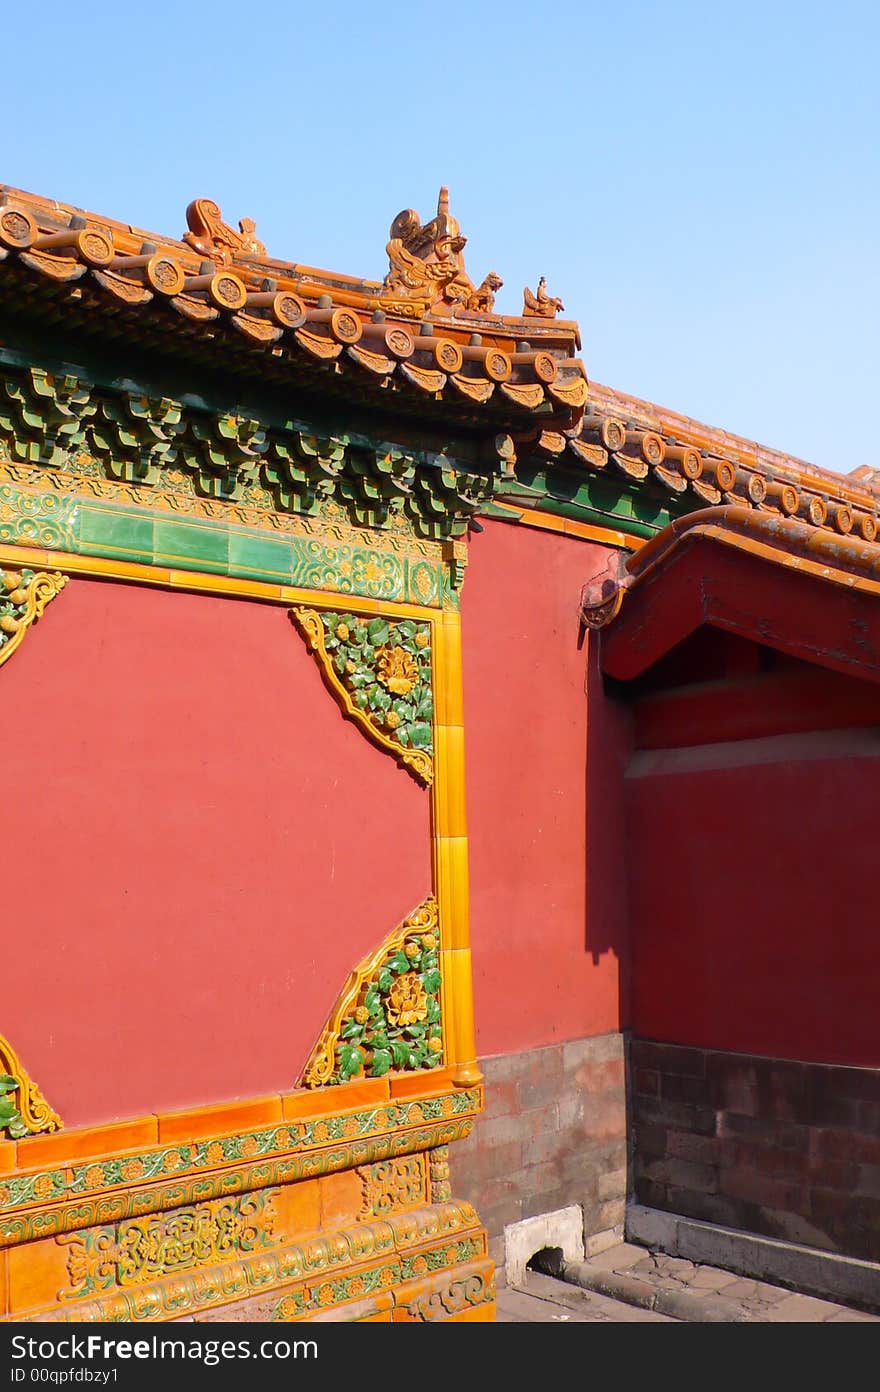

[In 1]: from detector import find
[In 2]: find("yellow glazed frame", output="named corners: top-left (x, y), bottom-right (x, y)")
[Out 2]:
top-left (0, 541), bottom-right (481, 1101)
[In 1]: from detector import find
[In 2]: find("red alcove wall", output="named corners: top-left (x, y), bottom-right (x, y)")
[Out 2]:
top-left (628, 734), bottom-right (880, 1065)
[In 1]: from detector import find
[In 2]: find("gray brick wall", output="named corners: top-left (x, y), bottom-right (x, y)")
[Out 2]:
top-left (451, 1033), bottom-right (628, 1271)
top-left (631, 1039), bottom-right (880, 1262)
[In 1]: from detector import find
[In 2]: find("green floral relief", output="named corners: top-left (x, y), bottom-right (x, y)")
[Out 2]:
top-left (320, 611), bottom-right (433, 757)
top-left (0, 569), bottom-right (34, 659)
top-left (293, 607), bottom-right (435, 780)
top-left (399, 1237), bottom-right (482, 1280)
top-left (334, 929), bottom-right (443, 1085)
top-left (0, 1075), bottom-right (27, 1140)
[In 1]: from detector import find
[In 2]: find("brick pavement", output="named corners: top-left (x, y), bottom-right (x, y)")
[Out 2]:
top-left (496, 1268), bottom-right (673, 1322)
top-left (495, 1242), bottom-right (880, 1322)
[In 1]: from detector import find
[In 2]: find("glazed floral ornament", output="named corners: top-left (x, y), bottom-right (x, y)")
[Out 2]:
top-left (301, 899), bottom-right (444, 1087)
top-left (0, 1035), bottom-right (61, 1139)
top-left (292, 607), bottom-right (434, 785)
top-left (0, 567), bottom-right (67, 671)
top-left (377, 644), bottom-right (419, 696)
top-left (387, 973), bottom-right (429, 1028)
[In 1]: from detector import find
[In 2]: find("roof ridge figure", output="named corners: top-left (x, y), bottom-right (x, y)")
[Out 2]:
top-left (383, 186), bottom-right (503, 317)
top-left (183, 197), bottom-right (267, 266)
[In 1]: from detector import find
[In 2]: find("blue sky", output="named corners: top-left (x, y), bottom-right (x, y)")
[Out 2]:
top-left (2, 1), bottom-right (877, 474)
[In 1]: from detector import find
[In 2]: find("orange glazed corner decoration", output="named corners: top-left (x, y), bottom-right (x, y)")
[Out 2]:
top-left (523, 276), bottom-right (565, 318)
top-left (183, 198), bottom-right (267, 265)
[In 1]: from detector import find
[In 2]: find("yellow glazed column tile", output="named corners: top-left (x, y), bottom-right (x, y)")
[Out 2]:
top-left (432, 837), bottom-right (470, 949)
top-left (433, 727), bottom-right (468, 837)
top-left (432, 610), bottom-right (479, 1086)
top-left (433, 612), bottom-right (465, 727)
top-left (440, 950), bottom-right (479, 1087)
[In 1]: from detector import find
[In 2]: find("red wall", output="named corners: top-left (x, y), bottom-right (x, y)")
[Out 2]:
top-left (628, 732), bottom-right (880, 1066)
top-left (461, 520), bottom-right (630, 1056)
top-left (4, 579), bottom-right (431, 1127)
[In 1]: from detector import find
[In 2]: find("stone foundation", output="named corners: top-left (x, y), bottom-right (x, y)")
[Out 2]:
top-left (631, 1039), bottom-right (880, 1263)
top-left (451, 1033), bottom-right (628, 1273)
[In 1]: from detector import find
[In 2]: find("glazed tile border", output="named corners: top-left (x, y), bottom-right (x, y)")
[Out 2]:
top-left (0, 483), bottom-right (451, 609)
top-left (0, 1091), bottom-right (481, 1231)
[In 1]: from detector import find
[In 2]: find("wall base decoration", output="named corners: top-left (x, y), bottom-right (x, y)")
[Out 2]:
top-left (1, 1115), bottom-right (491, 1324)
top-left (429, 1145), bottom-right (452, 1203)
top-left (292, 607), bottom-right (434, 784)
top-left (0, 1035), bottom-right (61, 1139)
top-left (0, 567), bottom-right (66, 672)
top-left (357, 1156), bottom-right (426, 1219)
top-left (57, 1192), bottom-right (277, 1300)
top-left (29, 1202), bottom-right (487, 1322)
top-left (398, 1263), bottom-right (496, 1322)
top-left (301, 898), bottom-right (443, 1088)
top-left (0, 1090), bottom-right (481, 1246)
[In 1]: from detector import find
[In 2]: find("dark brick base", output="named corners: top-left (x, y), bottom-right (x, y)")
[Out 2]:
top-left (631, 1039), bottom-right (880, 1263)
top-left (451, 1033), bottom-right (627, 1271)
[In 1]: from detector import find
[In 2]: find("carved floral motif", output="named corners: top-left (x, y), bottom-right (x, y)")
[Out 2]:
top-left (0, 1108), bottom-right (479, 1251)
top-left (357, 1157), bottom-right (425, 1218)
top-left (269, 1232), bottom-right (484, 1322)
top-left (403, 1268), bottom-right (495, 1321)
top-left (429, 1145), bottom-right (452, 1203)
top-left (58, 1193), bottom-right (277, 1299)
top-left (30, 1201), bottom-right (483, 1322)
top-left (0, 568), bottom-right (67, 674)
top-left (291, 608), bottom-right (433, 784)
top-left (301, 898), bottom-right (443, 1087)
top-left (0, 1035), bottom-right (61, 1139)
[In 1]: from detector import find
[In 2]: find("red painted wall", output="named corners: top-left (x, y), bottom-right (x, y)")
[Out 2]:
top-left (461, 520), bottom-right (630, 1056)
top-left (628, 732), bottom-right (880, 1066)
top-left (4, 579), bottom-right (431, 1127)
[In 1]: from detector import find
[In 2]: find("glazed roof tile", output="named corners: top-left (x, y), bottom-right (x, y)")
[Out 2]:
top-left (519, 379), bottom-right (880, 546)
top-left (0, 184), bottom-right (587, 441)
top-left (2, 179), bottom-right (877, 555)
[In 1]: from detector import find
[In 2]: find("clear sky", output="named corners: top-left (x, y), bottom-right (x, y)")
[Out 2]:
top-left (2, 1), bottom-right (877, 474)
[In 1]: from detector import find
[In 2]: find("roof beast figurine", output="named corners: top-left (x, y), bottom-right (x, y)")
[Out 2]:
top-left (523, 276), bottom-right (564, 318)
top-left (383, 187), bottom-right (503, 315)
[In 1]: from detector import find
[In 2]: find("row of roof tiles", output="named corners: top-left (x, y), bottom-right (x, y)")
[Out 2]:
top-left (0, 186), bottom-right (587, 434)
top-left (1, 181), bottom-right (878, 549)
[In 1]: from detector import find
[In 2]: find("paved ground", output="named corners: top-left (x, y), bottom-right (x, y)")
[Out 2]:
top-left (497, 1267), bottom-right (674, 1321)
top-left (495, 1242), bottom-right (880, 1322)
